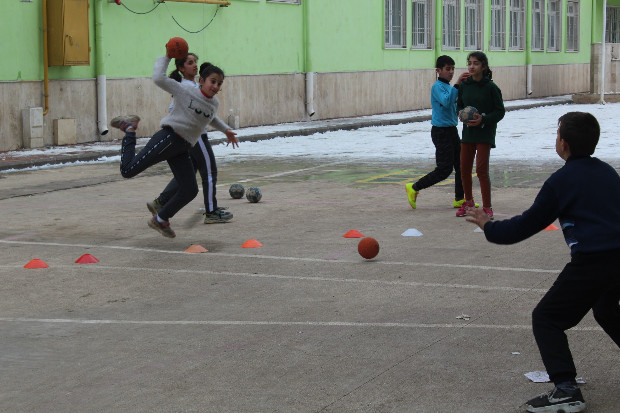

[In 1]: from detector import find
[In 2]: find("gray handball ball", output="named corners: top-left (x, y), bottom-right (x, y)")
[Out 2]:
top-left (459, 106), bottom-right (479, 122)
top-left (229, 184), bottom-right (245, 199)
top-left (246, 187), bottom-right (262, 203)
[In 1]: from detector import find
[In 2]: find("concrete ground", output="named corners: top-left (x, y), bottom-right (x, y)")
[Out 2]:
top-left (1, 153), bottom-right (619, 413)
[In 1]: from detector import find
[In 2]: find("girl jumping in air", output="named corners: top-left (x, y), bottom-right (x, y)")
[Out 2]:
top-left (111, 44), bottom-right (237, 238)
top-left (455, 51), bottom-right (505, 219)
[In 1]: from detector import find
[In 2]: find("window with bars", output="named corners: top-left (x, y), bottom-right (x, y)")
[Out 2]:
top-left (464, 0), bottom-right (483, 50)
top-left (566, 1), bottom-right (579, 51)
top-left (385, 0), bottom-right (407, 48)
top-left (490, 0), bottom-right (506, 50)
top-left (547, 0), bottom-right (561, 51)
top-left (442, 0), bottom-right (460, 49)
top-left (412, 0), bottom-right (433, 49)
top-left (532, 0), bottom-right (544, 50)
top-left (509, 0), bottom-right (525, 50)
top-left (606, 6), bottom-right (620, 43)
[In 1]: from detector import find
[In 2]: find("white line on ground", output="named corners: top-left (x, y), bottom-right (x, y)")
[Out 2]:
top-left (0, 316), bottom-right (603, 331)
top-left (0, 239), bottom-right (559, 274)
top-left (0, 263), bottom-right (550, 293)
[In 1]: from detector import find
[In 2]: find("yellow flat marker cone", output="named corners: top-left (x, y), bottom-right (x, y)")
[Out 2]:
top-left (242, 239), bottom-right (263, 248)
top-left (544, 224), bottom-right (559, 231)
top-left (75, 254), bottom-right (99, 264)
top-left (24, 259), bottom-right (49, 269)
top-left (185, 244), bottom-right (208, 253)
top-left (343, 229), bottom-right (364, 238)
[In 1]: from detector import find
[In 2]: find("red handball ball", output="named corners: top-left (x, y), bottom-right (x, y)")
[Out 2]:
top-left (358, 237), bottom-right (380, 260)
top-left (166, 37), bottom-right (189, 59)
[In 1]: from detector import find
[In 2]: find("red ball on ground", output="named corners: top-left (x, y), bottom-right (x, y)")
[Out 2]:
top-left (358, 237), bottom-right (379, 259)
top-left (166, 37), bottom-right (189, 59)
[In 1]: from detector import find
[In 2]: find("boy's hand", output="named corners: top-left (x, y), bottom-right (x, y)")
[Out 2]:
top-left (467, 113), bottom-right (483, 127)
top-left (225, 129), bottom-right (239, 148)
top-left (465, 207), bottom-right (490, 229)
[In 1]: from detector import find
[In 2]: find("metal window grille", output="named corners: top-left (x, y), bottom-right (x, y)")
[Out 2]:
top-left (566, 1), bottom-right (579, 51)
top-left (606, 7), bottom-right (620, 43)
top-left (442, 0), bottom-right (460, 49)
top-left (266, 0), bottom-right (301, 3)
top-left (385, 0), bottom-right (406, 48)
top-left (490, 0), bottom-right (506, 50)
top-left (509, 0), bottom-right (525, 50)
top-left (464, 0), bottom-right (483, 50)
top-left (547, 0), bottom-right (561, 51)
top-left (532, 0), bottom-right (544, 50)
top-left (412, 0), bottom-right (433, 49)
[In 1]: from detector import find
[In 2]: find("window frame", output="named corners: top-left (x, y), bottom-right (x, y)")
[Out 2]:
top-left (442, 0), bottom-right (461, 50)
top-left (385, 0), bottom-right (407, 49)
top-left (266, 0), bottom-right (301, 4)
top-left (490, 0), bottom-right (507, 50)
top-left (464, 0), bottom-right (484, 50)
top-left (566, 0), bottom-right (579, 51)
top-left (532, 0), bottom-right (545, 51)
top-left (509, 0), bottom-right (526, 50)
top-left (547, 0), bottom-right (561, 52)
top-left (606, 6), bottom-right (620, 43)
top-left (411, 0), bottom-right (434, 49)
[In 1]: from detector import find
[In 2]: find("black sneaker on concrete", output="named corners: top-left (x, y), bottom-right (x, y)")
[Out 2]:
top-left (204, 207), bottom-right (233, 224)
top-left (524, 386), bottom-right (586, 413)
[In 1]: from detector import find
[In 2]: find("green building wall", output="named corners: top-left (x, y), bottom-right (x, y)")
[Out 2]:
top-left (0, 0), bottom-right (607, 151)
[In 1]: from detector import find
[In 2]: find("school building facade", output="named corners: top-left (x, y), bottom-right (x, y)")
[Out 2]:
top-left (1, 0), bottom-right (619, 151)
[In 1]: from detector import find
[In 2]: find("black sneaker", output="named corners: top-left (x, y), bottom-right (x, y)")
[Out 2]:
top-left (524, 386), bottom-right (586, 412)
top-left (204, 207), bottom-right (233, 224)
top-left (146, 198), bottom-right (163, 215)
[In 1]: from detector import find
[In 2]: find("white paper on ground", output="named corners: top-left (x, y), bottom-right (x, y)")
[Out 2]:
top-left (525, 371), bottom-right (585, 384)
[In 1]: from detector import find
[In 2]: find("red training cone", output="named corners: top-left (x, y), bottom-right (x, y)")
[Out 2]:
top-left (544, 224), bottom-right (559, 231)
top-left (75, 254), bottom-right (99, 264)
top-left (24, 259), bottom-right (49, 269)
top-left (343, 229), bottom-right (364, 238)
top-left (242, 239), bottom-right (263, 248)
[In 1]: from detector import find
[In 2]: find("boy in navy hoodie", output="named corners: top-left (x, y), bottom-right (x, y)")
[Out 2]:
top-left (466, 112), bottom-right (620, 413)
top-left (406, 55), bottom-right (471, 209)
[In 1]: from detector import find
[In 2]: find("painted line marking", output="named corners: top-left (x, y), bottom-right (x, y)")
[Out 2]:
top-left (0, 239), bottom-right (559, 275)
top-left (0, 317), bottom-right (602, 332)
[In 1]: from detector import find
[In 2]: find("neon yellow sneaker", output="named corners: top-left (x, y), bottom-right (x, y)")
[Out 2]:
top-left (405, 183), bottom-right (418, 209)
top-left (453, 199), bottom-right (479, 208)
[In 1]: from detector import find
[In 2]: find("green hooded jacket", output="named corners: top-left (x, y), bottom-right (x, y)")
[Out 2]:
top-left (457, 76), bottom-right (505, 148)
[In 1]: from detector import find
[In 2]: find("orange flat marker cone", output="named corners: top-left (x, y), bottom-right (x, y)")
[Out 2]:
top-left (75, 254), bottom-right (99, 264)
top-left (24, 259), bottom-right (49, 269)
top-left (343, 230), bottom-right (364, 238)
top-left (185, 244), bottom-right (208, 253)
top-left (544, 224), bottom-right (559, 231)
top-left (242, 239), bottom-right (263, 248)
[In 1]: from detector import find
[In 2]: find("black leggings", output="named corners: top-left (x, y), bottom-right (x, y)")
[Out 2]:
top-left (532, 249), bottom-right (620, 384)
top-left (158, 134), bottom-right (219, 212)
top-left (120, 128), bottom-right (197, 221)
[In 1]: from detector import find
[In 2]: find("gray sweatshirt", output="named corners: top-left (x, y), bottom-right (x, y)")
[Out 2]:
top-left (153, 56), bottom-right (230, 146)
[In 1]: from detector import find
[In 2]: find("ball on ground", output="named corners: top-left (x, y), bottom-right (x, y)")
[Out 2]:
top-left (358, 237), bottom-right (379, 259)
top-left (166, 37), bottom-right (189, 59)
top-left (459, 106), bottom-right (479, 122)
top-left (246, 187), bottom-right (262, 203)
top-left (229, 184), bottom-right (245, 199)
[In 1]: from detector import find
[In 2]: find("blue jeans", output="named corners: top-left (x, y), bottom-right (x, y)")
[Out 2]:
top-left (120, 128), bottom-right (198, 221)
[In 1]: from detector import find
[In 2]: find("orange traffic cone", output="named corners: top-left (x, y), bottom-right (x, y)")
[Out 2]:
top-left (185, 244), bottom-right (208, 253)
top-left (544, 224), bottom-right (559, 231)
top-left (242, 239), bottom-right (263, 248)
top-left (343, 229), bottom-right (364, 238)
top-left (24, 259), bottom-right (49, 269)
